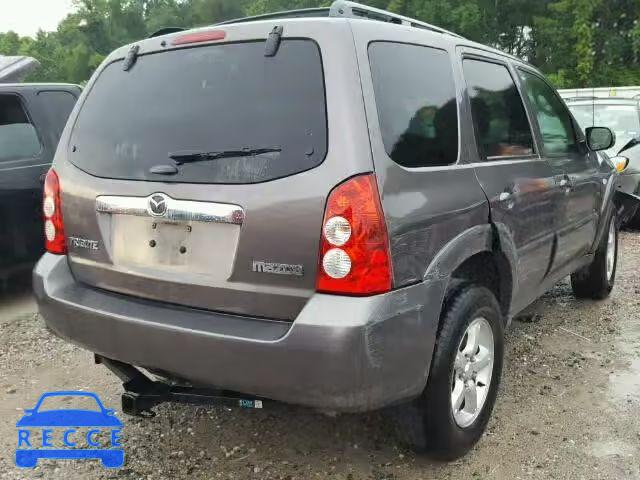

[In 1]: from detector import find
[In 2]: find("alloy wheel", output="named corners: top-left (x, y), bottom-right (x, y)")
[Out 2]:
top-left (451, 317), bottom-right (495, 428)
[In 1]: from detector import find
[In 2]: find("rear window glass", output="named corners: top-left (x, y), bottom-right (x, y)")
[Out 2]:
top-left (69, 40), bottom-right (327, 184)
top-left (368, 42), bottom-right (458, 168)
top-left (37, 90), bottom-right (78, 141)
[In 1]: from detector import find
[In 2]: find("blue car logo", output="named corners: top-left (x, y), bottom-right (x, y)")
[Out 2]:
top-left (15, 391), bottom-right (124, 468)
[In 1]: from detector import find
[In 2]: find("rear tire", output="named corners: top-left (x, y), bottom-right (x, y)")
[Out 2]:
top-left (571, 214), bottom-right (617, 300)
top-left (390, 285), bottom-right (504, 460)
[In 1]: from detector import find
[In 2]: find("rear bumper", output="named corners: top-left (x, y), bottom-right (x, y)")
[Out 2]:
top-left (34, 254), bottom-right (446, 412)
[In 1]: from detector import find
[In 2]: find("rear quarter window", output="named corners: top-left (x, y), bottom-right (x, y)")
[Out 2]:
top-left (36, 90), bottom-right (78, 142)
top-left (368, 42), bottom-right (459, 168)
top-left (69, 39), bottom-right (327, 184)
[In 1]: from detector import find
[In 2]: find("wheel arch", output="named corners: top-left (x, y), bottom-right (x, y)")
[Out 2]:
top-left (423, 223), bottom-right (517, 324)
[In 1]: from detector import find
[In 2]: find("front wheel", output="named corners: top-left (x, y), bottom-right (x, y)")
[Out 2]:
top-left (390, 285), bottom-right (504, 460)
top-left (571, 214), bottom-right (618, 300)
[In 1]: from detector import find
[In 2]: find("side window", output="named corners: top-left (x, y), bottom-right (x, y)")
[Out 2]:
top-left (463, 59), bottom-right (534, 159)
top-left (0, 94), bottom-right (41, 162)
top-left (368, 42), bottom-right (458, 167)
top-left (518, 70), bottom-right (578, 155)
top-left (37, 90), bottom-right (78, 141)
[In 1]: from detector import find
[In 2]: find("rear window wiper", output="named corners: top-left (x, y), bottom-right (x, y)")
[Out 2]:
top-left (169, 146), bottom-right (282, 165)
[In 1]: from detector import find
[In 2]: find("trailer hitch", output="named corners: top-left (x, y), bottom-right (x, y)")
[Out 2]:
top-left (95, 355), bottom-right (265, 417)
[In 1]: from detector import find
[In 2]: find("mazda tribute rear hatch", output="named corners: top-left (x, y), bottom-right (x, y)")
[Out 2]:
top-left (60, 25), bottom-right (361, 321)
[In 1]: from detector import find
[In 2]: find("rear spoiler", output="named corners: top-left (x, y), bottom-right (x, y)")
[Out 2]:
top-left (148, 27), bottom-right (185, 38)
top-left (0, 56), bottom-right (40, 83)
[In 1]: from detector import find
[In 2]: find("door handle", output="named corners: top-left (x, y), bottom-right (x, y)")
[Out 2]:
top-left (499, 182), bottom-right (518, 201)
top-left (558, 175), bottom-right (573, 193)
top-left (555, 173), bottom-right (573, 193)
top-left (498, 190), bottom-right (515, 210)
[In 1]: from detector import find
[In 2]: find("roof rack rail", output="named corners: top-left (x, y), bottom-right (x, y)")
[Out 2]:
top-left (329, 1), bottom-right (464, 38)
top-left (214, 1), bottom-right (463, 39)
top-left (215, 7), bottom-right (331, 27)
top-left (564, 96), bottom-right (599, 102)
top-left (564, 96), bottom-right (640, 102)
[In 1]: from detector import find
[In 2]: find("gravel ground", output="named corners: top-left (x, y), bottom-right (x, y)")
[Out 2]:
top-left (1, 232), bottom-right (639, 479)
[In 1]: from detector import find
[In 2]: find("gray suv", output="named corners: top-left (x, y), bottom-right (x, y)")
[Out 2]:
top-left (34, 1), bottom-right (627, 459)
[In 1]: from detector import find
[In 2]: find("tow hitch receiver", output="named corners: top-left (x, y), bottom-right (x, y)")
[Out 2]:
top-left (95, 355), bottom-right (265, 417)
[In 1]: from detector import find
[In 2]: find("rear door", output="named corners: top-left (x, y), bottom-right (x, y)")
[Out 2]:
top-left (459, 51), bottom-right (558, 311)
top-left (352, 33), bottom-right (489, 289)
top-left (517, 68), bottom-right (601, 271)
top-left (57, 21), bottom-right (372, 320)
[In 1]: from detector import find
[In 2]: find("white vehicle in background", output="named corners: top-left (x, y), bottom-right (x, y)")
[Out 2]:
top-left (565, 97), bottom-right (640, 156)
top-left (559, 86), bottom-right (640, 101)
top-left (559, 88), bottom-right (640, 156)
top-left (563, 92), bottom-right (640, 226)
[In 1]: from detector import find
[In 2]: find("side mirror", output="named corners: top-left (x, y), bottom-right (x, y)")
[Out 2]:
top-left (23, 409), bottom-right (35, 415)
top-left (611, 156), bottom-right (630, 173)
top-left (586, 127), bottom-right (616, 151)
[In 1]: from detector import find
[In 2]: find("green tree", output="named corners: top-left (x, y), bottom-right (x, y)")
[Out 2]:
top-left (535, 0), bottom-right (640, 87)
top-left (1, 0), bottom-right (639, 87)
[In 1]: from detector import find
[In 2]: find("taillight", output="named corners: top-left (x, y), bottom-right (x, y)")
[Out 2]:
top-left (317, 174), bottom-right (392, 296)
top-left (43, 169), bottom-right (67, 255)
top-left (172, 30), bottom-right (226, 46)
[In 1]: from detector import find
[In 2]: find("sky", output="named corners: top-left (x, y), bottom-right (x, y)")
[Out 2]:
top-left (0, 0), bottom-right (76, 37)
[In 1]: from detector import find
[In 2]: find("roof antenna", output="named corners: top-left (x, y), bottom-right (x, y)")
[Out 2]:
top-left (264, 26), bottom-right (283, 57)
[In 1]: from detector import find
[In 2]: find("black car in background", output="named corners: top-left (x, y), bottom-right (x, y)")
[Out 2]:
top-left (0, 62), bottom-right (81, 284)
